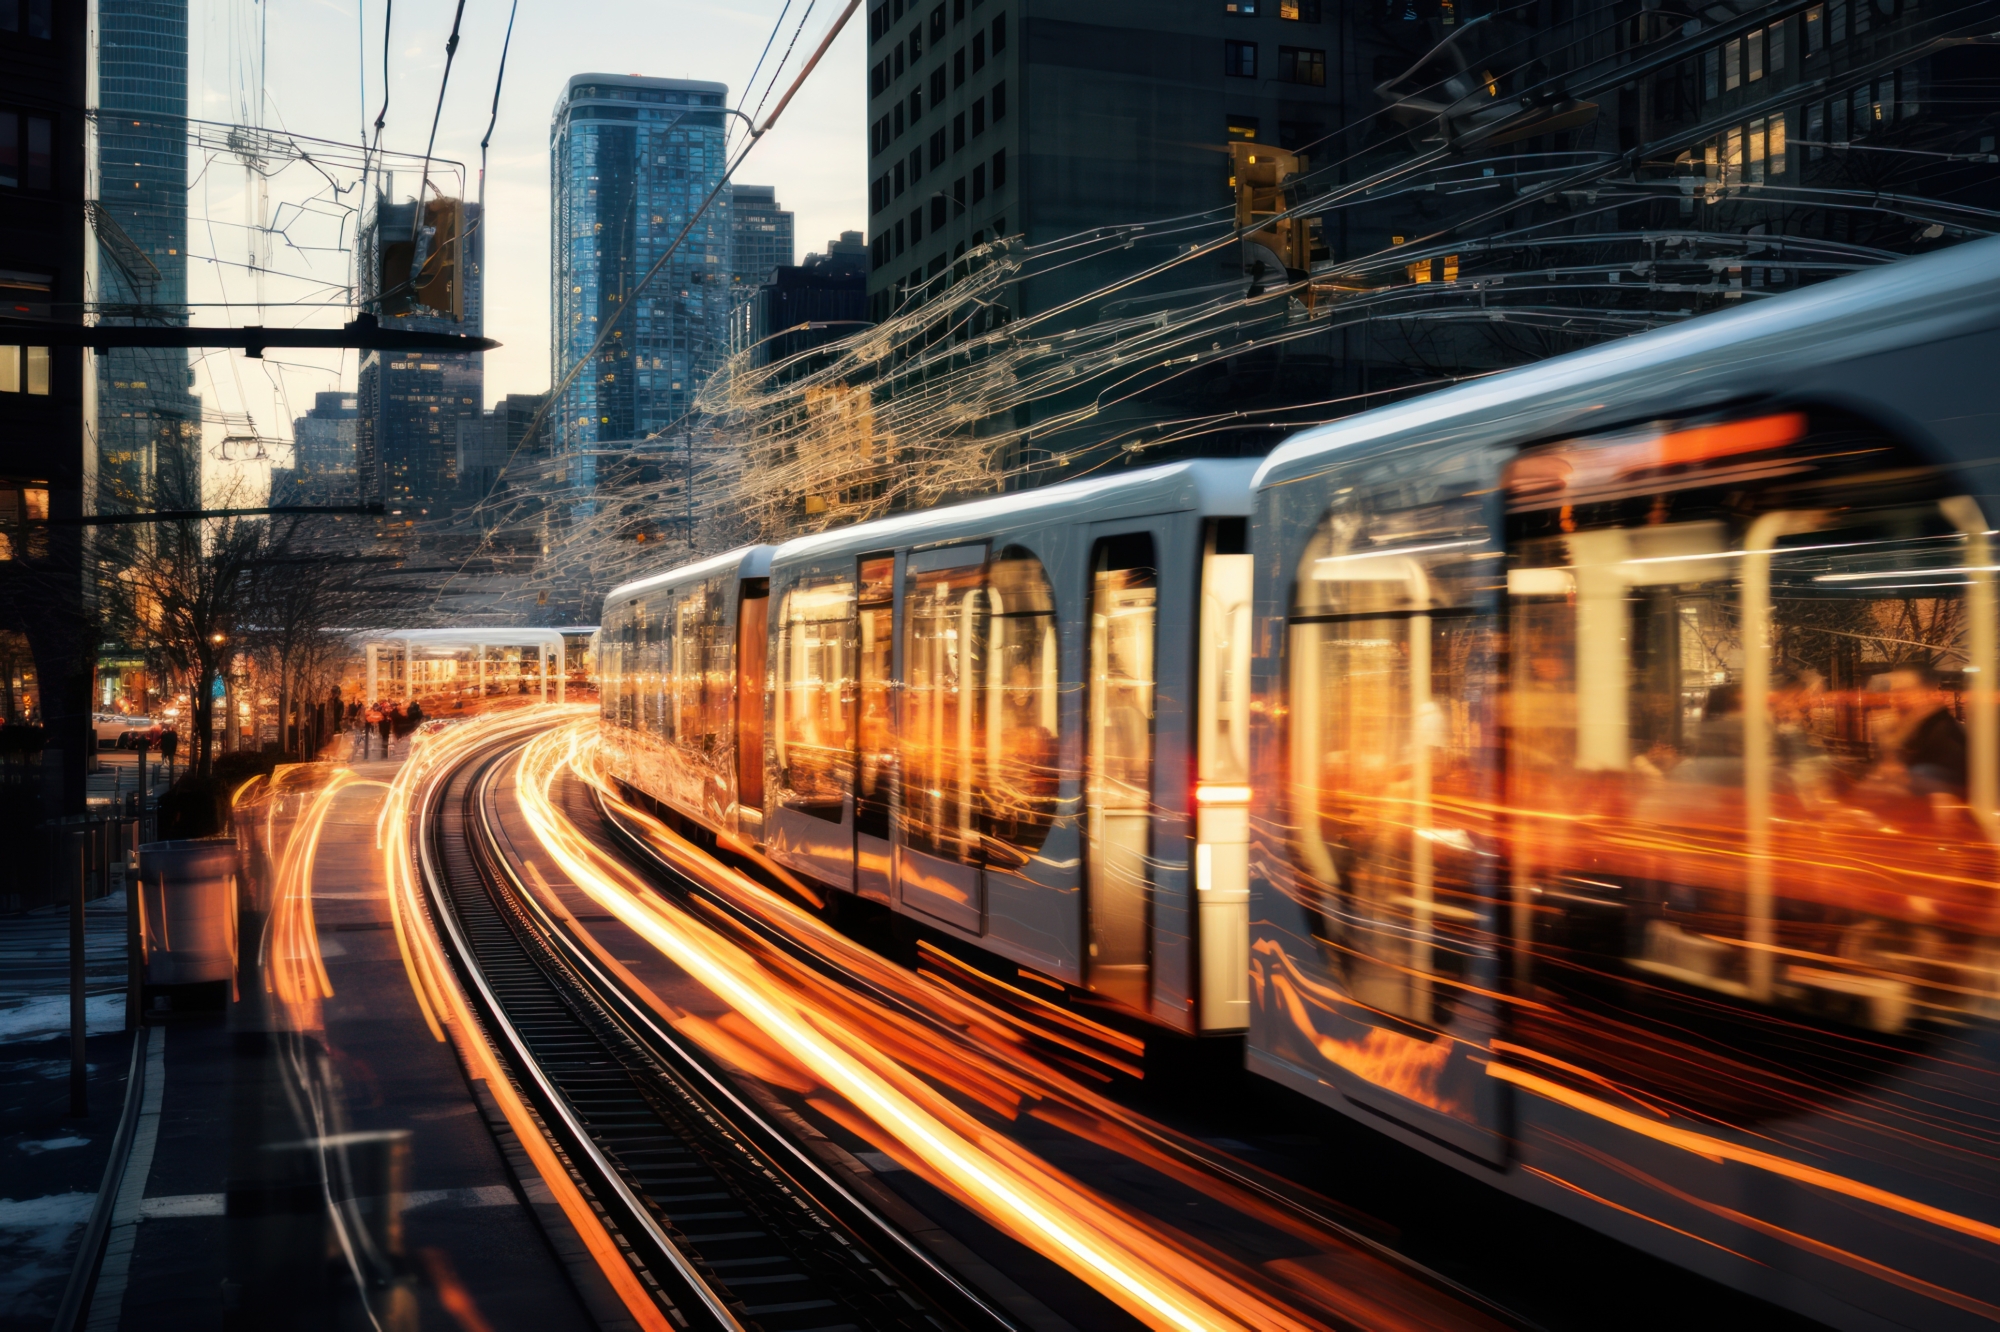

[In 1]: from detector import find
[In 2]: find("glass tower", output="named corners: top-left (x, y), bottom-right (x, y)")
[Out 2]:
top-left (730, 184), bottom-right (794, 289)
top-left (93, 0), bottom-right (198, 517)
top-left (550, 74), bottom-right (730, 462)
top-left (356, 194), bottom-right (485, 522)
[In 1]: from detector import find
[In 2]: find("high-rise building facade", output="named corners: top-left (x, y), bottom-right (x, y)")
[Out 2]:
top-left (356, 194), bottom-right (484, 522)
top-left (730, 184), bottom-right (795, 290)
top-left (861, 0), bottom-right (2000, 476)
top-left (730, 232), bottom-right (868, 367)
top-left (550, 75), bottom-right (731, 461)
top-left (270, 390), bottom-right (358, 505)
top-left (93, 0), bottom-right (197, 515)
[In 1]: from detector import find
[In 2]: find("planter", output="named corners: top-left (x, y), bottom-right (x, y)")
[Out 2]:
top-left (136, 837), bottom-right (239, 985)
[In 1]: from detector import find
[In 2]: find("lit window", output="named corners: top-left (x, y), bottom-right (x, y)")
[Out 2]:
top-left (1279, 45), bottom-right (1326, 86)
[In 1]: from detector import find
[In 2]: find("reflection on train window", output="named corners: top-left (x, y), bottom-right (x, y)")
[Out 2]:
top-left (902, 547), bottom-right (988, 862)
top-left (1504, 411), bottom-right (1998, 1098)
top-left (1088, 534), bottom-right (1157, 1009)
top-left (775, 576), bottom-right (855, 821)
top-left (675, 580), bottom-right (731, 756)
top-left (856, 556), bottom-right (896, 839)
top-left (981, 547), bottom-right (1059, 864)
top-left (1288, 482), bottom-right (1496, 1031)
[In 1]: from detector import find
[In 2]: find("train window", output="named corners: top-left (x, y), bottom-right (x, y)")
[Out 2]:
top-left (902, 545), bottom-right (988, 861)
top-left (651, 600), bottom-right (675, 743)
top-left (617, 602), bottom-right (640, 731)
top-left (856, 556), bottom-right (896, 839)
top-left (1505, 410), bottom-right (1998, 1087)
top-left (1088, 535), bottom-right (1157, 1008)
top-left (1287, 457), bottom-right (1499, 1030)
top-left (775, 576), bottom-right (856, 821)
top-left (674, 579), bottom-right (731, 756)
top-left (980, 547), bottom-right (1059, 864)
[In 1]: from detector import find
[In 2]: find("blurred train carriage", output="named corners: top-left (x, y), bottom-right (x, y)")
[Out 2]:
top-left (1255, 234), bottom-right (2000, 1332)
top-left (599, 460), bottom-right (1263, 1033)
top-left (600, 234), bottom-right (2000, 1331)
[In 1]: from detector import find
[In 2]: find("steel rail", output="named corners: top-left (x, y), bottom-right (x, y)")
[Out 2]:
top-left (588, 787), bottom-right (1545, 1332)
top-left (416, 734), bottom-right (1017, 1332)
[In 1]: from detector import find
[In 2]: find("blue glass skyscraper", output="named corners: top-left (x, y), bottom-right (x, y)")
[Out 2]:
top-left (550, 75), bottom-right (731, 459)
top-left (94, 0), bottom-right (197, 514)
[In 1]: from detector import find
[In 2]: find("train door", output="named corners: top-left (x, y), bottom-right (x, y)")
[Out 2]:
top-left (1087, 532), bottom-right (1158, 1010)
top-left (1282, 443), bottom-right (1510, 1163)
top-left (898, 545), bottom-right (987, 932)
top-left (1195, 519), bottom-right (1253, 1032)
top-left (854, 555), bottom-right (895, 903)
top-left (735, 578), bottom-right (768, 840)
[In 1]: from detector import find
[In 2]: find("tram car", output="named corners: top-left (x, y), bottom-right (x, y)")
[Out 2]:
top-left (598, 459), bottom-right (1263, 1033)
top-left (599, 234), bottom-right (2000, 1331)
top-left (1251, 234), bottom-right (2000, 1332)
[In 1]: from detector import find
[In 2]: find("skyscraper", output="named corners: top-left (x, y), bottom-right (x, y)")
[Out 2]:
top-left (273, 390), bottom-right (358, 504)
top-left (356, 193), bottom-right (484, 523)
top-left (94, 0), bottom-right (197, 516)
top-left (550, 75), bottom-right (731, 462)
top-left (730, 184), bottom-right (794, 290)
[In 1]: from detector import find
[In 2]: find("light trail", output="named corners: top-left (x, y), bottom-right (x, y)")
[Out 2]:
top-left (372, 707), bottom-right (676, 1332)
top-left (510, 720), bottom-right (1504, 1332)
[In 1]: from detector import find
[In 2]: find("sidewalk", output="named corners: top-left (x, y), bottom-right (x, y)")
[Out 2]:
top-left (76, 767), bottom-right (596, 1331)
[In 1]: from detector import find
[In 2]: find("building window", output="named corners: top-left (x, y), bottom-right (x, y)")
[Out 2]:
top-left (953, 176), bottom-right (966, 210)
top-left (895, 42), bottom-right (905, 77)
top-left (931, 196), bottom-right (947, 230)
top-left (910, 205), bottom-right (924, 242)
top-left (0, 112), bottom-right (53, 190)
top-left (894, 102), bottom-right (905, 136)
top-left (992, 80), bottom-right (1007, 120)
top-left (1805, 4), bottom-right (1823, 54)
top-left (910, 145), bottom-right (925, 181)
top-left (972, 163), bottom-right (986, 202)
top-left (930, 3), bottom-right (945, 42)
top-left (992, 13), bottom-right (1006, 54)
top-left (991, 146), bottom-right (1006, 189)
top-left (911, 87), bottom-right (923, 122)
top-left (894, 160), bottom-right (906, 195)
top-left (896, 218), bottom-right (906, 254)
top-left (973, 97), bottom-right (986, 135)
top-left (973, 32), bottom-right (985, 70)
top-left (1228, 115), bottom-right (1259, 141)
top-left (1281, 0), bottom-right (1321, 18)
top-left (1704, 49), bottom-right (1719, 100)
top-left (1769, 16), bottom-right (1787, 72)
top-left (931, 67), bottom-right (946, 104)
top-left (1280, 119), bottom-right (1324, 151)
top-left (1226, 0), bottom-right (1259, 12)
top-left (954, 0), bottom-right (965, 20)
top-left (955, 47), bottom-right (966, 87)
top-left (910, 22), bottom-right (922, 59)
top-left (1279, 46), bottom-right (1325, 85)
top-left (930, 127), bottom-right (946, 168)
top-left (954, 112), bottom-right (966, 150)
top-left (1225, 40), bottom-right (1258, 78)
top-left (0, 346), bottom-right (50, 395)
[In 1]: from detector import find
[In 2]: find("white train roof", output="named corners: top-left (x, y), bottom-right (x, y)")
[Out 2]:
top-left (1254, 234), bottom-right (2000, 491)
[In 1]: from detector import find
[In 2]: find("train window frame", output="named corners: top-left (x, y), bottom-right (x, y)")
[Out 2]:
top-left (856, 554), bottom-right (897, 840)
top-left (1283, 447), bottom-right (1503, 1036)
top-left (1499, 404), bottom-right (2000, 1116)
top-left (980, 544), bottom-right (1060, 867)
top-left (774, 572), bottom-right (857, 823)
top-left (900, 543), bottom-right (989, 863)
top-left (1087, 532), bottom-right (1160, 1011)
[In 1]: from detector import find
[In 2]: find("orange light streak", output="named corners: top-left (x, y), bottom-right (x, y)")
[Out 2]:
top-left (376, 708), bottom-right (675, 1332)
top-left (1490, 1061), bottom-right (2000, 1250)
top-left (516, 721), bottom-right (1322, 1332)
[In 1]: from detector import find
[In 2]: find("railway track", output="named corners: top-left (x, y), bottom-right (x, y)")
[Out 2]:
top-left (416, 736), bottom-right (1021, 1332)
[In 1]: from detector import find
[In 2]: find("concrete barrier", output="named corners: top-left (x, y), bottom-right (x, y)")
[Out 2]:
top-left (136, 837), bottom-right (238, 985)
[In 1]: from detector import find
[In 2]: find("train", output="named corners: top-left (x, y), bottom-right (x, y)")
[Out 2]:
top-left (598, 233), bottom-right (2000, 1332)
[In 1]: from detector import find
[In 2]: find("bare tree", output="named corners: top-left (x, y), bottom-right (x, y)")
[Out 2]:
top-left (99, 451), bottom-right (267, 778)
top-left (247, 515), bottom-right (370, 758)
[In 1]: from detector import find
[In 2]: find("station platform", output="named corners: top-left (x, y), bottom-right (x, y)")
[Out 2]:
top-left (0, 759), bottom-right (600, 1331)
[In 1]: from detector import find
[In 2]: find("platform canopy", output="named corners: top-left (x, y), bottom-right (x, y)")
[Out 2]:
top-left (348, 628), bottom-right (577, 705)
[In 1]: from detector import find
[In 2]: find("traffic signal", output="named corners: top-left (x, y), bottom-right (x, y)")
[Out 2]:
top-left (1229, 142), bottom-right (1320, 301)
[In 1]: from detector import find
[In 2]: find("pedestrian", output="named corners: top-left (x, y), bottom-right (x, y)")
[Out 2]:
top-left (378, 706), bottom-right (392, 759)
top-left (159, 728), bottom-right (178, 779)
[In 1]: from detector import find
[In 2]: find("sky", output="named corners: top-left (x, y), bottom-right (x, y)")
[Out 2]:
top-left (182, 0), bottom-right (866, 492)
